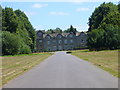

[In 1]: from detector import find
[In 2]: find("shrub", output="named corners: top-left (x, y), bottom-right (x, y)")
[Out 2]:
top-left (2, 31), bottom-right (22, 55)
top-left (20, 44), bottom-right (31, 54)
top-left (87, 24), bottom-right (119, 51)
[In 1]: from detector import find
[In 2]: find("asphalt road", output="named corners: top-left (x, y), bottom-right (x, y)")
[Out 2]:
top-left (3, 51), bottom-right (118, 88)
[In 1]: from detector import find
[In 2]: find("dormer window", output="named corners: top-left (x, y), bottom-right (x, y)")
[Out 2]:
top-left (47, 36), bottom-right (50, 39)
top-left (80, 33), bottom-right (85, 37)
top-left (38, 32), bottom-right (42, 37)
top-left (59, 35), bottom-right (62, 38)
top-left (69, 34), bottom-right (73, 38)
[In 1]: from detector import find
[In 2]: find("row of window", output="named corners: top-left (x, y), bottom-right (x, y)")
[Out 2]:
top-left (47, 39), bottom-right (73, 45)
top-left (46, 34), bottom-right (73, 39)
top-left (39, 39), bottom-right (85, 44)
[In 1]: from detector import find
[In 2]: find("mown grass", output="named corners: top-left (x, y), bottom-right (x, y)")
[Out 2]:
top-left (71, 49), bottom-right (119, 78)
top-left (1, 52), bottom-right (53, 86)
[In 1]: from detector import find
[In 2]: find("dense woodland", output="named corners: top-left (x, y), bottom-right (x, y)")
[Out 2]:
top-left (1, 2), bottom-right (120, 55)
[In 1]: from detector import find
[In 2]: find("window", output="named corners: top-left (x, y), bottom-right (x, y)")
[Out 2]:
top-left (80, 33), bottom-right (85, 37)
top-left (47, 36), bottom-right (50, 39)
top-left (58, 35), bottom-right (62, 38)
top-left (64, 39), bottom-right (67, 44)
top-left (58, 40), bottom-right (62, 44)
top-left (70, 39), bottom-right (73, 43)
top-left (53, 46), bottom-right (57, 50)
top-left (38, 32), bottom-right (42, 37)
top-left (53, 40), bottom-right (56, 43)
top-left (81, 39), bottom-right (84, 42)
top-left (47, 47), bottom-right (51, 51)
top-left (47, 41), bottom-right (50, 45)
top-left (39, 40), bottom-right (42, 43)
top-left (70, 34), bottom-right (73, 38)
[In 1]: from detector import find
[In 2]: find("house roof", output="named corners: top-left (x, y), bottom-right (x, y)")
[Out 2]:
top-left (62, 33), bottom-right (69, 37)
top-left (76, 32), bottom-right (81, 36)
top-left (49, 33), bottom-right (58, 37)
top-left (43, 34), bottom-right (47, 38)
top-left (37, 30), bottom-right (87, 38)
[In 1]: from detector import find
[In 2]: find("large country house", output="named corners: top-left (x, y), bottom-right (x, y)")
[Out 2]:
top-left (36, 30), bottom-right (87, 52)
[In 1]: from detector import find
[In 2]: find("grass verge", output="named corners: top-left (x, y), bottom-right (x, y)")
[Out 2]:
top-left (71, 49), bottom-right (119, 78)
top-left (1, 52), bottom-right (53, 86)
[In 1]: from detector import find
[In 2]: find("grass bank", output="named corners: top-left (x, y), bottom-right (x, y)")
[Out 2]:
top-left (1, 52), bottom-right (53, 86)
top-left (71, 49), bottom-right (119, 78)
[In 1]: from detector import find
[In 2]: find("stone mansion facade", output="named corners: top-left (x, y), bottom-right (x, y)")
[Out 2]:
top-left (36, 30), bottom-right (87, 52)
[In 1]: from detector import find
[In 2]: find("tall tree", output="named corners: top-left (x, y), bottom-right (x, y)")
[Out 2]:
top-left (87, 2), bottom-right (120, 50)
top-left (2, 7), bottom-right (19, 33)
top-left (54, 27), bottom-right (62, 34)
top-left (15, 9), bottom-right (36, 52)
top-left (118, 1), bottom-right (120, 12)
top-left (46, 29), bottom-right (55, 34)
top-left (2, 7), bottom-right (35, 55)
top-left (64, 25), bottom-right (77, 34)
top-left (88, 2), bottom-right (117, 32)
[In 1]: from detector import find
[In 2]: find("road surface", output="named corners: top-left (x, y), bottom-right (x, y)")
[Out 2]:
top-left (3, 51), bottom-right (118, 88)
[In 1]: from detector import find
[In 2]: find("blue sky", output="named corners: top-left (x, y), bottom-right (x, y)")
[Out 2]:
top-left (1, 1), bottom-right (118, 32)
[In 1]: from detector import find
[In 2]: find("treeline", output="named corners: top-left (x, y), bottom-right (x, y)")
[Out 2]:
top-left (2, 7), bottom-right (36, 55)
top-left (44, 25), bottom-right (77, 35)
top-left (87, 2), bottom-right (120, 51)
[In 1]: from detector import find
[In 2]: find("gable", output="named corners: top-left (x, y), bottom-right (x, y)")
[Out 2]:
top-left (67, 33), bottom-right (74, 38)
top-left (36, 30), bottom-right (43, 39)
top-left (45, 34), bottom-right (51, 39)
top-left (56, 34), bottom-right (63, 38)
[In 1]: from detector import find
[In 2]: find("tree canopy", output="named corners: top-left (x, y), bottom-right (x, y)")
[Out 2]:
top-left (88, 2), bottom-right (118, 32)
top-left (45, 28), bottom-right (62, 34)
top-left (87, 2), bottom-right (120, 51)
top-left (64, 25), bottom-right (77, 34)
top-left (45, 25), bottom-right (77, 35)
top-left (2, 7), bottom-right (36, 55)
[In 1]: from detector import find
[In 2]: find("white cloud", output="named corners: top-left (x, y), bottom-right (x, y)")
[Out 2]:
top-left (76, 8), bottom-right (90, 12)
top-left (32, 3), bottom-right (48, 8)
top-left (49, 12), bottom-right (69, 16)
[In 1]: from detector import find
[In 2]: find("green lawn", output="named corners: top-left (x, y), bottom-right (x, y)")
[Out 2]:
top-left (1, 52), bottom-right (53, 86)
top-left (71, 49), bottom-right (119, 78)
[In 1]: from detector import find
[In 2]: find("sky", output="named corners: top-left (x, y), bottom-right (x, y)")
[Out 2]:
top-left (1, 1), bottom-right (118, 32)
